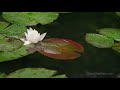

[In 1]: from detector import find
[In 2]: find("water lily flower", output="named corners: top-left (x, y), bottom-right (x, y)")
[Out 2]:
top-left (20, 27), bottom-right (47, 45)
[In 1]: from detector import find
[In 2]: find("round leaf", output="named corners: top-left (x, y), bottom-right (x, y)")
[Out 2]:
top-left (2, 12), bottom-right (59, 26)
top-left (0, 35), bottom-right (22, 52)
top-left (35, 38), bottom-right (84, 60)
top-left (2, 24), bottom-right (27, 38)
top-left (0, 44), bottom-right (34, 62)
top-left (7, 68), bottom-right (58, 78)
top-left (98, 28), bottom-right (120, 41)
top-left (85, 33), bottom-right (114, 48)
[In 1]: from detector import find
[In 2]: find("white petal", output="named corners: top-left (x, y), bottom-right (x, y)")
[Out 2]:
top-left (39, 32), bottom-right (47, 41)
top-left (27, 27), bottom-right (33, 35)
top-left (24, 41), bottom-right (31, 45)
top-left (25, 32), bottom-right (28, 37)
top-left (23, 27), bottom-right (47, 44)
top-left (27, 33), bottom-right (40, 43)
top-left (29, 27), bottom-right (33, 31)
top-left (20, 38), bottom-right (26, 42)
top-left (25, 32), bottom-right (29, 40)
top-left (27, 30), bottom-right (33, 36)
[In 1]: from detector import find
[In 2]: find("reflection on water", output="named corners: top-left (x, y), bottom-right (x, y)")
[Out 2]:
top-left (0, 12), bottom-right (120, 78)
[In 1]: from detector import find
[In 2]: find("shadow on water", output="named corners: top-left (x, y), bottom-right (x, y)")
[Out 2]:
top-left (0, 12), bottom-right (120, 78)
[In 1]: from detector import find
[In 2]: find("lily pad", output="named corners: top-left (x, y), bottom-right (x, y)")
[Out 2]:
top-left (0, 73), bottom-right (7, 78)
top-left (0, 34), bottom-right (23, 52)
top-left (112, 43), bottom-right (120, 53)
top-left (35, 38), bottom-right (84, 60)
top-left (0, 44), bottom-right (34, 62)
top-left (2, 12), bottom-right (59, 26)
top-left (116, 12), bottom-right (120, 16)
top-left (0, 21), bottom-right (9, 30)
top-left (85, 33), bottom-right (114, 48)
top-left (7, 68), bottom-right (67, 78)
top-left (2, 24), bottom-right (27, 39)
top-left (98, 28), bottom-right (120, 41)
top-left (51, 74), bottom-right (67, 78)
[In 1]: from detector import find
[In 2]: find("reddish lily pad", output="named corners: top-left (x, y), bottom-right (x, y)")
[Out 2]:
top-left (35, 38), bottom-right (84, 60)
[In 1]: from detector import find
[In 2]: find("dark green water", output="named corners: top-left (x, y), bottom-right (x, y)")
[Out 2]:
top-left (0, 12), bottom-right (120, 78)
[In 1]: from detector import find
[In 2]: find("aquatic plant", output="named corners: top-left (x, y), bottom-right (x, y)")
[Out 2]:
top-left (0, 12), bottom-right (84, 78)
top-left (1, 12), bottom-right (120, 78)
top-left (85, 14), bottom-right (120, 54)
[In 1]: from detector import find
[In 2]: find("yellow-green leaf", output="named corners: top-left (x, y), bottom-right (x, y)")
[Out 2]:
top-left (99, 28), bottom-right (120, 41)
top-left (0, 35), bottom-right (22, 52)
top-left (85, 33), bottom-right (114, 48)
top-left (2, 24), bottom-right (27, 39)
top-left (0, 44), bottom-right (34, 62)
top-left (7, 68), bottom-right (67, 78)
top-left (0, 21), bottom-right (9, 30)
top-left (2, 12), bottom-right (59, 26)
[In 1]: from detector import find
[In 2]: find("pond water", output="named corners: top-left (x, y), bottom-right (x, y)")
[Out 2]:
top-left (0, 12), bottom-right (120, 78)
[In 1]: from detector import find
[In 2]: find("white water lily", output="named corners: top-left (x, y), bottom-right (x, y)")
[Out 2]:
top-left (20, 27), bottom-right (47, 45)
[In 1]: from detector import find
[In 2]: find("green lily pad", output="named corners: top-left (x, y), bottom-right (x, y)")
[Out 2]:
top-left (51, 74), bottom-right (67, 78)
top-left (0, 73), bottom-right (7, 78)
top-left (2, 12), bottom-right (59, 26)
top-left (7, 68), bottom-right (67, 78)
top-left (85, 33), bottom-right (114, 48)
top-left (0, 44), bottom-right (34, 62)
top-left (0, 34), bottom-right (32, 62)
top-left (0, 21), bottom-right (9, 30)
top-left (0, 35), bottom-right (23, 52)
top-left (112, 43), bottom-right (120, 53)
top-left (98, 28), bottom-right (120, 41)
top-left (115, 12), bottom-right (120, 16)
top-left (2, 24), bottom-right (27, 39)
